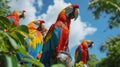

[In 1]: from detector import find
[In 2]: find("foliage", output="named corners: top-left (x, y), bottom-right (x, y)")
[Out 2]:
top-left (0, 0), bottom-right (10, 16)
top-left (89, 0), bottom-right (120, 66)
top-left (88, 0), bottom-right (120, 29)
top-left (51, 64), bottom-right (65, 67)
top-left (75, 61), bottom-right (84, 67)
top-left (0, 16), bottom-right (43, 67)
top-left (87, 54), bottom-right (99, 67)
top-left (98, 35), bottom-right (120, 67)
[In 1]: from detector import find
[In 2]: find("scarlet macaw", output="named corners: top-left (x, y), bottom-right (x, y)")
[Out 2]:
top-left (6, 10), bottom-right (26, 26)
top-left (41, 4), bottom-right (79, 67)
top-left (18, 20), bottom-right (45, 66)
top-left (75, 40), bottom-right (94, 67)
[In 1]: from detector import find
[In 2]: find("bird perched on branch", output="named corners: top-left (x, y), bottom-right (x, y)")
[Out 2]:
top-left (75, 40), bottom-right (94, 67)
top-left (41, 4), bottom-right (79, 67)
top-left (6, 10), bottom-right (26, 26)
top-left (27, 20), bottom-right (45, 59)
top-left (17, 20), bottom-right (45, 66)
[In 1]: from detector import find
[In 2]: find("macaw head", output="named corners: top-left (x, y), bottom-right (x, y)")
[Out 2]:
top-left (33, 20), bottom-right (45, 31)
top-left (59, 4), bottom-right (79, 20)
top-left (19, 10), bottom-right (26, 19)
top-left (83, 40), bottom-right (94, 48)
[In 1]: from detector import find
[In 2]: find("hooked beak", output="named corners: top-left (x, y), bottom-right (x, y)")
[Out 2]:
top-left (19, 10), bottom-right (26, 19)
top-left (88, 41), bottom-right (94, 48)
top-left (74, 8), bottom-right (79, 20)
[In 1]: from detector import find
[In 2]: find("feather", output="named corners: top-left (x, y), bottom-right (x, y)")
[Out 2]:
top-left (75, 48), bottom-right (82, 63)
top-left (41, 24), bottom-right (62, 66)
top-left (41, 4), bottom-right (79, 67)
top-left (6, 10), bottom-right (20, 26)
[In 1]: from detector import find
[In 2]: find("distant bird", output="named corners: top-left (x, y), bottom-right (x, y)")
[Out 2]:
top-left (75, 40), bottom-right (94, 67)
top-left (41, 4), bottom-right (79, 67)
top-left (6, 10), bottom-right (26, 26)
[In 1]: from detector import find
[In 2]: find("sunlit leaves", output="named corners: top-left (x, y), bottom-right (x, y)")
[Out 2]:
top-left (87, 54), bottom-right (99, 67)
top-left (23, 58), bottom-right (44, 67)
top-left (52, 64), bottom-right (65, 67)
top-left (0, 0), bottom-right (10, 16)
top-left (75, 61), bottom-right (84, 67)
top-left (98, 35), bottom-right (120, 67)
top-left (0, 16), bottom-right (10, 30)
top-left (16, 25), bottom-right (29, 34)
top-left (89, 0), bottom-right (120, 29)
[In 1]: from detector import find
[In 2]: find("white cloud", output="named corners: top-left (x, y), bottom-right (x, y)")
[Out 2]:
top-left (8, 0), bottom-right (43, 25)
top-left (38, 0), bottom-right (97, 48)
top-left (69, 18), bottom-right (97, 48)
top-left (38, 0), bottom-right (71, 28)
top-left (38, 0), bottom-right (43, 7)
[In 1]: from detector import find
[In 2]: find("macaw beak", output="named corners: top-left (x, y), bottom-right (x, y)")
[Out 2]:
top-left (87, 40), bottom-right (94, 48)
top-left (91, 41), bottom-right (94, 47)
top-left (20, 14), bottom-right (26, 19)
top-left (19, 10), bottom-right (26, 19)
top-left (74, 8), bottom-right (79, 20)
top-left (72, 4), bottom-right (79, 20)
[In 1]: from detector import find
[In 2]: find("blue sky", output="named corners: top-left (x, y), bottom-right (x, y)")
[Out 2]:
top-left (8, 0), bottom-right (120, 62)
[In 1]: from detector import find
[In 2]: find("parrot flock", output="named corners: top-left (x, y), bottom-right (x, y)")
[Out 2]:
top-left (6, 4), bottom-right (94, 67)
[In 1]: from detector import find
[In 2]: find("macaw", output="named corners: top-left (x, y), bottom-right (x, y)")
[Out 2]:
top-left (6, 10), bottom-right (26, 26)
top-left (17, 20), bottom-right (45, 66)
top-left (75, 40), bottom-right (94, 67)
top-left (27, 20), bottom-right (44, 59)
top-left (41, 4), bottom-right (79, 67)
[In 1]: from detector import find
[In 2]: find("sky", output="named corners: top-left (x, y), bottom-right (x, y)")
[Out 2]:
top-left (8, 0), bottom-right (120, 63)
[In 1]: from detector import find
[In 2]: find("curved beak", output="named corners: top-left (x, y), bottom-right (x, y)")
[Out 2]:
top-left (74, 8), bottom-right (79, 20)
top-left (88, 40), bottom-right (94, 48)
top-left (20, 10), bottom-right (26, 19)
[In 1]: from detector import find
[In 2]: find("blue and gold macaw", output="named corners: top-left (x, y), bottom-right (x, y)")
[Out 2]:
top-left (75, 40), bottom-right (94, 67)
top-left (27, 20), bottom-right (44, 59)
top-left (18, 20), bottom-right (45, 66)
top-left (41, 4), bottom-right (79, 67)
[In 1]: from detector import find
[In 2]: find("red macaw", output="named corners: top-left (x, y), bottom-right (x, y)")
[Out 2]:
top-left (6, 10), bottom-right (26, 26)
top-left (41, 4), bottom-right (79, 67)
top-left (75, 40), bottom-right (94, 67)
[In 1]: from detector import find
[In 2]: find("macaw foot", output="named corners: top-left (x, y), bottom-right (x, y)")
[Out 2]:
top-left (55, 51), bottom-right (72, 67)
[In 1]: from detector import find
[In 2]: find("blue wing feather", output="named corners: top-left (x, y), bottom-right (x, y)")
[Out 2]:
top-left (75, 48), bottom-right (82, 63)
top-left (28, 43), bottom-right (43, 58)
top-left (41, 25), bottom-right (62, 66)
top-left (42, 25), bottom-right (62, 52)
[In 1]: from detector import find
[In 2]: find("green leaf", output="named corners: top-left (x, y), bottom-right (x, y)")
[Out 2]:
top-left (89, 0), bottom-right (120, 29)
top-left (22, 58), bottom-right (44, 67)
top-left (16, 25), bottom-right (29, 34)
top-left (20, 64), bottom-right (30, 67)
top-left (11, 55), bottom-right (19, 67)
top-left (52, 64), bottom-right (65, 67)
top-left (17, 45), bottom-right (30, 57)
top-left (10, 31), bottom-right (28, 50)
top-left (0, 16), bottom-right (10, 29)
top-left (0, 54), bottom-right (19, 67)
top-left (4, 32), bottom-right (18, 50)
